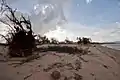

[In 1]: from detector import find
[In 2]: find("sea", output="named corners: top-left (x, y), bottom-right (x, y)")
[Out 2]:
top-left (102, 44), bottom-right (120, 50)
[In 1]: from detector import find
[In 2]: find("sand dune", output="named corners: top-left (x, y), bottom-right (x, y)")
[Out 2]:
top-left (0, 44), bottom-right (120, 80)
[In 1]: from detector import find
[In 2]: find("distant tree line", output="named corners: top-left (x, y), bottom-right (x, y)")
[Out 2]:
top-left (76, 37), bottom-right (92, 44)
top-left (0, 0), bottom-right (92, 58)
top-left (35, 35), bottom-right (92, 45)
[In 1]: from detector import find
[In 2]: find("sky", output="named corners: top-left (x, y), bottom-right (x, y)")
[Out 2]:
top-left (0, 0), bottom-right (120, 42)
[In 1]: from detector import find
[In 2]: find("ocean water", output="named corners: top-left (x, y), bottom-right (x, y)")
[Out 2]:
top-left (102, 44), bottom-right (120, 50)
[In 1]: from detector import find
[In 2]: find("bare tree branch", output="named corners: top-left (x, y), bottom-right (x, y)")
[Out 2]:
top-left (0, 34), bottom-right (10, 43)
top-left (0, 18), bottom-right (15, 32)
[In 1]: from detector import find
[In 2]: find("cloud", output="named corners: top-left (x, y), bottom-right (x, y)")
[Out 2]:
top-left (44, 26), bottom-right (76, 41)
top-left (29, 0), bottom-right (70, 34)
top-left (0, 22), bottom-right (8, 43)
top-left (0, 0), bottom-right (120, 43)
top-left (0, 0), bottom-right (70, 35)
top-left (86, 0), bottom-right (93, 4)
top-left (44, 22), bottom-right (120, 42)
top-left (0, 0), bottom-right (17, 4)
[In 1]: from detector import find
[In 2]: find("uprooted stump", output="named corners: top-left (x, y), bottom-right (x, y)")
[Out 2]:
top-left (8, 30), bottom-right (35, 57)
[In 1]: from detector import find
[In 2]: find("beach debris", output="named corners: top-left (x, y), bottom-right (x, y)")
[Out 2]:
top-left (38, 64), bottom-right (41, 67)
top-left (37, 46), bottom-right (88, 55)
top-left (90, 73), bottom-right (95, 76)
top-left (75, 60), bottom-right (82, 70)
top-left (44, 62), bottom-right (64, 72)
top-left (63, 76), bottom-right (74, 80)
top-left (82, 48), bottom-right (89, 55)
top-left (13, 53), bottom-right (46, 67)
top-left (17, 72), bottom-right (20, 74)
top-left (13, 54), bottom-right (39, 67)
top-left (93, 45), bottom-right (96, 47)
top-left (64, 76), bottom-right (68, 80)
top-left (66, 63), bottom-right (74, 70)
top-left (50, 52), bottom-right (62, 58)
top-left (24, 73), bottom-right (32, 80)
top-left (78, 56), bottom-right (88, 62)
top-left (74, 73), bottom-right (83, 80)
top-left (102, 64), bottom-right (109, 69)
top-left (51, 70), bottom-right (61, 80)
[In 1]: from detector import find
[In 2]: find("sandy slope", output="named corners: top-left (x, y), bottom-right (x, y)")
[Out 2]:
top-left (0, 44), bottom-right (120, 80)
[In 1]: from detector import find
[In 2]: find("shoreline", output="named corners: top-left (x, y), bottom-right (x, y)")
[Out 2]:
top-left (101, 44), bottom-right (120, 50)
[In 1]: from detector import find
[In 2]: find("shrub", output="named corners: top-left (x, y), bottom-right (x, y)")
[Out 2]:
top-left (77, 37), bottom-right (82, 44)
top-left (38, 45), bottom-right (88, 55)
top-left (65, 38), bottom-right (73, 44)
top-left (50, 38), bottom-right (59, 44)
top-left (82, 37), bottom-right (91, 44)
top-left (36, 35), bottom-right (50, 44)
top-left (77, 37), bottom-right (92, 44)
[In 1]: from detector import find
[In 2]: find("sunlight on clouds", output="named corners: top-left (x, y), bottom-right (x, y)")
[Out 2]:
top-left (45, 22), bottom-right (120, 42)
top-left (0, 0), bottom-right (120, 42)
top-left (29, 0), bottom-right (69, 34)
top-left (0, 0), bottom-right (70, 35)
top-left (44, 25), bottom-right (76, 41)
top-left (86, 0), bottom-right (93, 4)
top-left (0, 22), bottom-right (8, 43)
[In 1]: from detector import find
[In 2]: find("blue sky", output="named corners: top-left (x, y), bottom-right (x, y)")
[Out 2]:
top-left (69, 0), bottom-right (120, 26)
top-left (0, 0), bottom-right (120, 42)
top-left (9, 0), bottom-right (120, 26)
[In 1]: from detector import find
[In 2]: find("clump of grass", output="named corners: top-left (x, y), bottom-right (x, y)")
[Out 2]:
top-left (38, 45), bottom-right (89, 55)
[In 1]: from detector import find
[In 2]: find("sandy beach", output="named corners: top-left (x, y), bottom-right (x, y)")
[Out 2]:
top-left (0, 44), bottom-right (120, 80)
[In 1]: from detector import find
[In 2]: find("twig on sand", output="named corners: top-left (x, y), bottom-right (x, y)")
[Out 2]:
top-left (78, 56), bottom-right (88, 62)
top-left (102, 64), bottom-right (109, 69)
top-left (43, 62), bottom-right (64, 72)
top-left (24, 73), bottom-right (32, 80)
top-left (14, 53), bottom-right (46, 67)
top-left (90, 73), bottom-right (97, 80)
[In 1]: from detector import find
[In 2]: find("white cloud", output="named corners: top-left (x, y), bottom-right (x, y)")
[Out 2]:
top-left (29, 0), bottom-right (70, 34)
top-left (44, 22), bottom-right (120, 42)
top-left (0, 0), bottom-right (71, 35)
top-left (44, 25), bottom-right (76, 41)
top-left (0, 22), bottom-right (8, 43)
top-left (0, 0), bottom-right (120, 43)
top-left (86, 0), bottom-right (93, 4)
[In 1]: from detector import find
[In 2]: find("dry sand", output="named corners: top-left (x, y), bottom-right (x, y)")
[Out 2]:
top-left (0, 44), bottom-right (120, 80)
